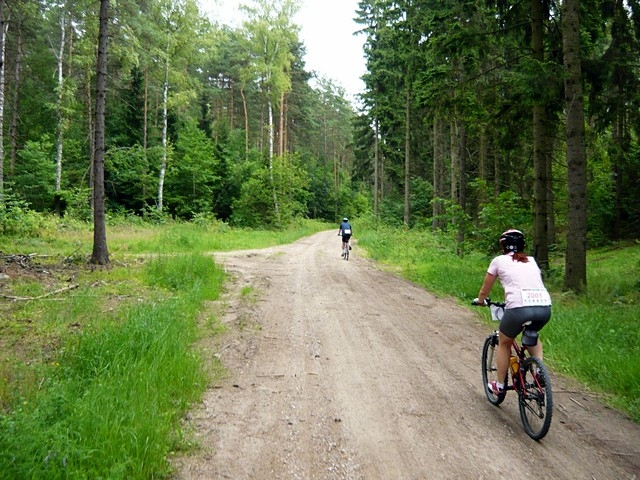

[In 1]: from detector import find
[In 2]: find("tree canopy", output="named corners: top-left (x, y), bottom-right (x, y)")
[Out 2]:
top-left (2, 0), bottom-right (640, 292)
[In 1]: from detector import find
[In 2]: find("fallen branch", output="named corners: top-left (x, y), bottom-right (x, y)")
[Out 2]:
top-left (0, 284), bottom-right (80, 301)
top-left (569, 397), bottom-right (585, 408)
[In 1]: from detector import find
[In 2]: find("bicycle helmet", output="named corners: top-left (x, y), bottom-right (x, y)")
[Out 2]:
top-left (343, 217), bottom-right (348, 222)
top-left (499, 229), bottom-right (525, 253)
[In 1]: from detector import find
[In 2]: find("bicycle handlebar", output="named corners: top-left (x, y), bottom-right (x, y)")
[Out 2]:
top-left (471, 298), bottom-right (506, 308)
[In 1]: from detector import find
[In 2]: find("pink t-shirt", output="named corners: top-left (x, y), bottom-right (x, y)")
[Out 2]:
top-left (487, 253), bottom-right (551, 308)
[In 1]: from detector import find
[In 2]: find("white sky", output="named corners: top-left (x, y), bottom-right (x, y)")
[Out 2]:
top-left (199, 0), bottom-right (367, 105)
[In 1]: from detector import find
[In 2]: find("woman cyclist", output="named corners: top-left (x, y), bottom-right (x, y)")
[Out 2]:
top-left (474, 229), bottom-right (552, 394)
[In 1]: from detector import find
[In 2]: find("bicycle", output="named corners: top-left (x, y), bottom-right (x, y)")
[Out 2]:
top-left (473, 298), bottom-right (553, 440)
top-left (339, 235), bottom-right (351, 260)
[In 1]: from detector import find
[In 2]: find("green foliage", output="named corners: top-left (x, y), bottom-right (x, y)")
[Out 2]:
top-left (231, 153), bottom-right (311, 228)
top-left (472, 184), bottom-right (532, 255)
top-left (166, 122), bottom-right (221, 219)
top-left (0, 191), bottom-right (50, 237)
top-left (58, 188), bottom-right (93, 222)
top-left (587, 142), bottom-right (616, 246)
top-left (12, 137), bottom-right (56, 211)
top-left (105, 145), bottom-right (158, 214)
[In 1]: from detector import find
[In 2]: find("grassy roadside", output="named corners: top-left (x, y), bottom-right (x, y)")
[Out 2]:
top-left (355, 222), bottom-right (640, 422)
top-left (0, 219), bottom-right (330, 479)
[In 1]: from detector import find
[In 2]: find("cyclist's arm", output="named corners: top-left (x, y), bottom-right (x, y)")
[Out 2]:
top-left (477, 273), bottom-right (497, 305)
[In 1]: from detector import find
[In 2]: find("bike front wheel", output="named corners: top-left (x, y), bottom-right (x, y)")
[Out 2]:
top-left (481, 333), bottom-right (506, 405)
top-left (518, 356), bottom-right (553, 440)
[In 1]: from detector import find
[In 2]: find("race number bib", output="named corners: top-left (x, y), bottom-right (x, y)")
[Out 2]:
top-left (343, 229), bottom-right (351, 235)
top-left (521, 288), bottom-right (551, 306)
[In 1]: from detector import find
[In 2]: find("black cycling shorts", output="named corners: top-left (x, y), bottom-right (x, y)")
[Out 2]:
top-left (341, 234), bottom-right (351, 242)
top-left (500, 305), bottom-right (551, 338)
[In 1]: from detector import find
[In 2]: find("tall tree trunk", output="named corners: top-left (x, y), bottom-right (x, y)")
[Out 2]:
top-left (158, 54), bottom-right (169, 212)
top-left (241, 87), bottom-right (249, 161)
top-left (143, 67), bottom-right (148, 151)
top-left (403, 88), bottom-right (410, 225)
top-left (457, 120), bottom-right (467, 254)
top-left (55, 14), bottom-right (66, 195)
top-left (612, 110), bottom-right (623, 239)
top-left (90, 0), bottom-right (110, 265)
top-left (545, 115), bottom-right (557, 246)
top-left (86, 63), bottom-right (94, 210)
top-left (432, 119), bottom-right (445, 230)
top-left (283, 94), bottom-right (288, 154)
top-left (267, 94), bottom-right (280, 225)
top-left (278, 92), bottom-right (284, 156)
top-left (9, 18), bottom-right (22, 174)
top-left (0, 0), bottom-right (6, 201)
top-left (532, 0), bottom-right (549, 271)
top-left (374, 117), bottom-right (379, 223)
top-left (450, 118), bottom-right (458, 204)
top-left (478, 126), bottom-right (487, 205)
top-left (562, 0), bottom-right (587, 293)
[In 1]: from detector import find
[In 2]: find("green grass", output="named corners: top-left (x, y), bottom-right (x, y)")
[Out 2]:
top-left (0, 218), bottom-right (329, 479)
top-left (109, 218), bottom-right (330, 254)
top-left (357, 221), bottom-right (640, 422)
top-left (0, 255), bottom-right (222, 479)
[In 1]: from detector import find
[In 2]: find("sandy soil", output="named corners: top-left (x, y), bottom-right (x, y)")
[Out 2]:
top-left (171, 230), bottom-right (640, 479)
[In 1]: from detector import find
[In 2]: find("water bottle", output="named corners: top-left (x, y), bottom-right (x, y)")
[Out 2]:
top-left (510, 355), bottom-right (519, 375)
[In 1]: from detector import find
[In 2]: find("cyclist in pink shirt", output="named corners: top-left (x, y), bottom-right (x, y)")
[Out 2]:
top-left (474, 229), bottom-right (552, 395)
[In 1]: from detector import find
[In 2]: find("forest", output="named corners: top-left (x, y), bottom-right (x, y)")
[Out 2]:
top-left (1, 0), bottom-right (639, 293)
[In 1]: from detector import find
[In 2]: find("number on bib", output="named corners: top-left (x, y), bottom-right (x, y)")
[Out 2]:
top-left (521, 288), bottom-right (551, 306)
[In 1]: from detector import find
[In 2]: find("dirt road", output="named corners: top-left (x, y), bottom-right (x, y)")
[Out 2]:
top-left (171, 230), bottom-right (640, 479)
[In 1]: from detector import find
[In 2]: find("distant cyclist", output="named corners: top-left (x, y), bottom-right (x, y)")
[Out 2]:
top-left (338, 217), bottom-right (352, 257)
top-left (474, 229), bottom-right (552, 395)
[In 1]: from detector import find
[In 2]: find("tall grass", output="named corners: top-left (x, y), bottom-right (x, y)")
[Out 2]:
top-left (0, 254), bottom-right (223, 479)
top-left (357, 221), bottom-right (640, 422)
top-left (110, 218), bottom-right (331, 254)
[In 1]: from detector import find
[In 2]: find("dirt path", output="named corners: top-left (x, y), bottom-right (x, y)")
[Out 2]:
top-left (171, 230), bottom-right (640, 479)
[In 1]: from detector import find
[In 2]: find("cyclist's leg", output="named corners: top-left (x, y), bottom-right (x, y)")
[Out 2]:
top-left (342, 235), bottom-right (351, 254)
top-left (494, 308), bottom-right (524, 391)
top-left (495, 331), bottom-right (513, 388)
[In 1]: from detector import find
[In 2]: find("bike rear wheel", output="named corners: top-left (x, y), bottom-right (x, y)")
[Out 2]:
top-left (481, 333), bottom-right (506, 405)
top-left (518, 356), bottom-right (553, 440)
top-left (344, 245), bottom-right (349, 260)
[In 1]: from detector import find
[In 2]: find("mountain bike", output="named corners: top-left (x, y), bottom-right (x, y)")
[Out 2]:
top-left (339, 235), bottom-right (350, 260)
top-left (473, 298), bottom-right (553, 440)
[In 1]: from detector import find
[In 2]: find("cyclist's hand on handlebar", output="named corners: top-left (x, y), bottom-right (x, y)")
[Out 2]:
top-left (472, 298), bottom-right (487, 306)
